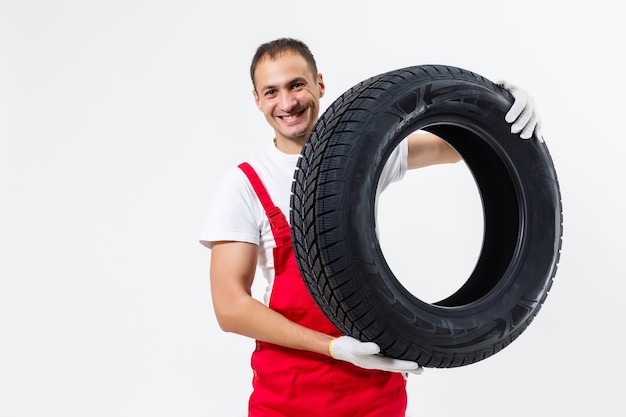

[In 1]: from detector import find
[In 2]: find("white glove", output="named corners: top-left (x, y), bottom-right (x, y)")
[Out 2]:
top-left (498, 80), bottom-right (543, 142)
top-left (329, 336), bottom-right (423, 374)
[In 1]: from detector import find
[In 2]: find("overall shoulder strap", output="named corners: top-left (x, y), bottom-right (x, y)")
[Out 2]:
top-left (238, 162), bottom-right (290, 246)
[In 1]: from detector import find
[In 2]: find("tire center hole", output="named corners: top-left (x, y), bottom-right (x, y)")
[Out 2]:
top-left (376, 151), bottom-right (484, 305)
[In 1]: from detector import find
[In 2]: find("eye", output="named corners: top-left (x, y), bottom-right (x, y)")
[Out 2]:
top-left (292, 83), bottom-right (305, 91)
top-left (264, 89), bottom-right (277, 97)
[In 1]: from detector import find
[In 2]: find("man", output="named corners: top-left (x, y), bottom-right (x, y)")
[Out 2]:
top-left (200, 38), bottom-right (541, 417)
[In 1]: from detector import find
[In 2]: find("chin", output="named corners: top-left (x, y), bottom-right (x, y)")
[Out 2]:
top-left (283, 128), bottom-right (308, 140)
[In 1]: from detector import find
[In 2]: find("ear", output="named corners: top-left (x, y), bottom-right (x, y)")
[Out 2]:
top-left (253, 89), bottom-right (261, 110)
top-left (318, 73), bottom-right (326, 98)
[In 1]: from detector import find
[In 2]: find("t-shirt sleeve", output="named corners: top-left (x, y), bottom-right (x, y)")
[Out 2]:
top-left (199, 168), bottom-right (261, 249)
top-left (378, 138), bottom-right (408, 192)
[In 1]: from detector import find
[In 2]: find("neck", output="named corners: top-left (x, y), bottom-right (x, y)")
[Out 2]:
top-left (274, 137), bottom-right (305, 154)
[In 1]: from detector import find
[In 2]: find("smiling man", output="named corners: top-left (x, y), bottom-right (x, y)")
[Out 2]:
top-left (200, 37), bottom-right (541, 417)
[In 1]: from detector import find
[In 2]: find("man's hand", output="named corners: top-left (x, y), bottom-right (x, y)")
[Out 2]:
top-left (498, 80), bottom-right (543, 141)
top-left (329, 336), bottom-right (423, 374)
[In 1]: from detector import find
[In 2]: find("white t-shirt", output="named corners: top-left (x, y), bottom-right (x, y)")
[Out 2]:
top-left (200, 140), bottom-right (408, 304)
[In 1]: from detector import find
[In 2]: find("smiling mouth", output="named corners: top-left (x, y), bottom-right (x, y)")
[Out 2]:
top-left (278, 110), bottom-right (304, 122)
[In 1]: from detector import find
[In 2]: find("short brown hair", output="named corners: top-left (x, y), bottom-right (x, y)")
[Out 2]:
top-left (250, 38), bottom-right (318, 90)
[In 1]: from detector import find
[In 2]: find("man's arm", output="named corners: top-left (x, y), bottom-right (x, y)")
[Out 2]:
top-left (406, 132), bottom-right (461, 170)
top-left (210, 240), bottom-right (333, 355)
top-left (209, 240), bottom-right (421, 372)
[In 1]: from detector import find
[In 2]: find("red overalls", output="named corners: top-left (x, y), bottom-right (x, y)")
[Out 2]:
top-left (239, 163), bottom-right (407, 417)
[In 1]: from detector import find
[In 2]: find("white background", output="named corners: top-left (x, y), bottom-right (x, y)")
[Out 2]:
top-left (1, 1), bottom-right (624, 416)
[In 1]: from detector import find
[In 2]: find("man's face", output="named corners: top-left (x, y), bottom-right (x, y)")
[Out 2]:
top-left (253, 52), bottom-right (325, 152)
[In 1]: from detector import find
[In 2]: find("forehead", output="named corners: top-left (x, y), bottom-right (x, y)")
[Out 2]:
top-left (254, 51), bottom-right (315, 88)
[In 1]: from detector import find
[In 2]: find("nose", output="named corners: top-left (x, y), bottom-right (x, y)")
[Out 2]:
top-left (279, 91), bottom-right (298, 112)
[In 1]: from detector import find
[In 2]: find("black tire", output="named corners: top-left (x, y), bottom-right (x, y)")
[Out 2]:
top-left (290, 65), bottom-right (562, 368)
